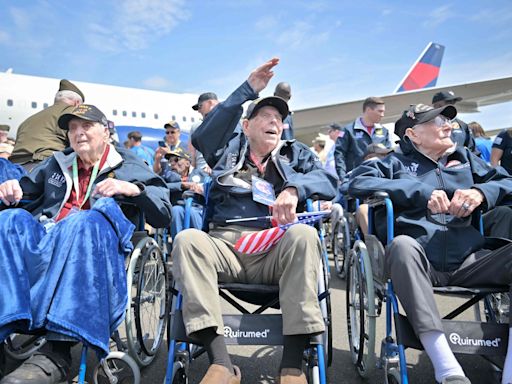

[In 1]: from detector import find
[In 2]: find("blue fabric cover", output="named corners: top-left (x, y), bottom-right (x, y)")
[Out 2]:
top-left (0, 158), bottom-right (26, 183)
top-left (0, 197), bottom-right (134, 357)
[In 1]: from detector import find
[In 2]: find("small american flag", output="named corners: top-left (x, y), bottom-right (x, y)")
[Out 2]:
top-left (233, 211), bottom-right (328, 255)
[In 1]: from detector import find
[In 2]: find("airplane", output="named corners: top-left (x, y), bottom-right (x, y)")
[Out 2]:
top-left (1, 42), bottom-right (512, 149)
top-left (293, 42), bottom-right (512, 143)
top-left (0, 71), bottom-right (199, 150)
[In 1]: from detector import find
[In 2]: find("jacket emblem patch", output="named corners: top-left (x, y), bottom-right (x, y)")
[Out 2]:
top-left (404, 162), bottom-right (419, 176)
top-left (48, 172), bottom-right (65, 188)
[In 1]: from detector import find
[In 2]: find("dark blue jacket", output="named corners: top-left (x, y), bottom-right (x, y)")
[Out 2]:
top-left (15, 145), bottom-right (172, 228)
top-left (280, 113), bottom-right (294, 140)
top-left (348, 138), bottom-right (512, 272)
top-left (334, 118), bottom-right (391, 179)
top-left (192, 81), bottom-right (338, 228)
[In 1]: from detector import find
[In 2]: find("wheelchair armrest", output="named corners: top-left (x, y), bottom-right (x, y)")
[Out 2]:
top-left (365, 191), bottom-right (390, 208)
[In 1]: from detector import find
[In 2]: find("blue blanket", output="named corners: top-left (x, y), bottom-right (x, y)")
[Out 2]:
top-left (0, 197), bottom-right (135, 357)
top-left (0, 158), bottom-right (26, 183)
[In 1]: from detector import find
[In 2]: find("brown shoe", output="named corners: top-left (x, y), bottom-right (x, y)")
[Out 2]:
top-left (199, 364), bottom-right (241, 384)
top-left (277, 368), bottom-right (307, 384)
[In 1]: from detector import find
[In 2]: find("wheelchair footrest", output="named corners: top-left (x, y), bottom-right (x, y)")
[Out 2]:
top-left (396, 313), bottom-right (509, 356)
top-left (170, 310), bottom-right (284, 345)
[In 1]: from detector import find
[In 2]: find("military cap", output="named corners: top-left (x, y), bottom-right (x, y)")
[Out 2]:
top-left (165, 147), bottom-right (191, 161)
top-left (0, 124), bottom-right (10, 133)
top-left (245, 96), bottom-right (289, 122)
top-left (58, 104), bottom-right (108, 130)
top-left (59, 79), bottom-right (85, 102)
top-left (394, 104), bottom-right (457, 139)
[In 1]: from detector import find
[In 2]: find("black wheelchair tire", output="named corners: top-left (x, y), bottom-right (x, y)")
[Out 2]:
top-left (346, 241), bottom-right (376, 378)
top-left (134, 242), bottom-right (168, 357)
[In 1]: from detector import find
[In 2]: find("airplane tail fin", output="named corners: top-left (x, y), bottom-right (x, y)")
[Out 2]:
top-left (394, 42), bottom-right (445, 93)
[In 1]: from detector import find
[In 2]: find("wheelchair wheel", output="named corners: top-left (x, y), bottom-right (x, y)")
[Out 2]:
top-left (93, 351), bottom-right (140, 384)
top-left (134, 238), bottom-right (168, 357)
top-left (125, 237), bottom-right (167, 366)
top-left (332, 216), bottom-right (350, 279)
top-left (346, 240), bottom-right (376, 377)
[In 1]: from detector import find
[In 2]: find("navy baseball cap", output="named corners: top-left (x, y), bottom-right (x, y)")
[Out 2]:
top-left (394, 104), bottom-right (457, 139)
top-left (192, 92), bottom-right (218, 111)
top-left (245, 96), bottom-right (289, 121)
top-left (58, 104), bottom-right (108, 130)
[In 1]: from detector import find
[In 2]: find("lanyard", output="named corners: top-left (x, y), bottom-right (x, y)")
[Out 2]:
top-left (72, 156), bottom-right (100, 209)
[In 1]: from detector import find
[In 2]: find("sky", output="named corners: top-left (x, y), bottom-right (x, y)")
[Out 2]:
top-left (1, 0), bottom-right (512, 130)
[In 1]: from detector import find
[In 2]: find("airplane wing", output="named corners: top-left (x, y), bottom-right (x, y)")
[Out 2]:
top-left (293, 76), bottom-right (512, 143)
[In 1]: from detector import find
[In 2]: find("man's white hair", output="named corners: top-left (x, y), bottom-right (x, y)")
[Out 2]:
top-left (54, 90), bottom-right (83, 104)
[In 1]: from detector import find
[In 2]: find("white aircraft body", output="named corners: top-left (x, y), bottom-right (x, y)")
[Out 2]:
top-left (0, 72), bottom-right (199, 148)
top-left (2, 42), bottom-right (512, 148)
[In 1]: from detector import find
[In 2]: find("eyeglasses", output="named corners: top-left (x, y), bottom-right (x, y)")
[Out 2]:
top-left (166, 130), bottom-right (179, 135)
top-left (197, 103), bottom-right (203, 110)
top-left (415, 115), bottom-right (450, 129)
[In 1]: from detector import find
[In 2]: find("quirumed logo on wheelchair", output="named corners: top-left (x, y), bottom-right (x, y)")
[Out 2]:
top-left (223, 326), bottom-right (271, 339)
top-left (449, 332), bottom-right (501, 348)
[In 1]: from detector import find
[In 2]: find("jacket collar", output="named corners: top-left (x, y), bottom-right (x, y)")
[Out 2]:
top-left (54, 144), bottom-right (123, 175)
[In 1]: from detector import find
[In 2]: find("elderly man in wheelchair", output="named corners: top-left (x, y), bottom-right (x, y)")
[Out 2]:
top-left (171, 58), bottom-right (337, 384)
top-left (0, 104), bottom-right (171, 384)
top-left (348, 104), bottom-right (512, 384)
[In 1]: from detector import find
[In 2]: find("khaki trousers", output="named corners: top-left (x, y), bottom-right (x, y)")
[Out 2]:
top-left (172, 223), bottom-right (325, 336)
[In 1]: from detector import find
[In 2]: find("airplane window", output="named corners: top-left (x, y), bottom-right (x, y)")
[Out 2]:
top-left (122, 111), bottom-right (127, 117)
top-left (191, 117), bottom-right (195, 123)
top-left (113, 109), bottom-right (118, 116)
top-left (183, 116), bottom-right (187, 122)
top-left (132, 111), bottom-right (137, 118)
top-left (7, 99), bottom-right (13, 107)
top-left (172, 115), bottom-right (176, 121)
top-left (154, 113), bottom-right (159, 119)
top-left (141, 112), bottom-right (146, 118)
top-left (31, 101), bottom-right (37, 109)
top-left (43, 103), bottom-right (49, 109)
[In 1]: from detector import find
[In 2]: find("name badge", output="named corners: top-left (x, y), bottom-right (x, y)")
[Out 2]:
top-left (251, 175), bottom-right (275, 206)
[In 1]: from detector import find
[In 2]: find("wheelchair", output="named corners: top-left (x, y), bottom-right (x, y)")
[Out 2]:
top-left (345, 192), bottom-right (510, 383)
top-left (164, 196), bottom-right (333, 384)
top-left (327, 194), bottom-right (360, 280)
top-left (2, 206), bottom-right (169, 384)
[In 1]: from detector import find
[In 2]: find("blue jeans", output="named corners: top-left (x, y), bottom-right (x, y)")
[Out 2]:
top-left (171, 205), bottom-right (203, 239)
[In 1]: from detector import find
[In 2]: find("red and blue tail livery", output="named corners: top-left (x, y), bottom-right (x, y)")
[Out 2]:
top-left (395, 42), bottom-right (445, 93)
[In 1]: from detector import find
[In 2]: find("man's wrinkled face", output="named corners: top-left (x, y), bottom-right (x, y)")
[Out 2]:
top-left (170, 156), bottom-right (190, 175)
top-left (243, 106), bottom-right (283, 152)
top-left (68, 118), bottom-right (108, 160)
top-left (408, 115), bottom-right (454, 152)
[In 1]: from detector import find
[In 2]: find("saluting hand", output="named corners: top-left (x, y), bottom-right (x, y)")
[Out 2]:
top-left (248, 58), bottom-right (279, 94)
top-left (273, 187), bottom-right (298, 226)
top-left (93, 179), bottom-right (141, 198)
top-left (0, 179), bottom-right (23, 206)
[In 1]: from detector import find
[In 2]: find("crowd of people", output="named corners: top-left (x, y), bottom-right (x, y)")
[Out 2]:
top-left (0, 57), bottom-right (511, 384)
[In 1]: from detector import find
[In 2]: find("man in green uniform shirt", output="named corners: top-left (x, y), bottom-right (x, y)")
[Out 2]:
top-left (10, 79), bottom-right (85, 171)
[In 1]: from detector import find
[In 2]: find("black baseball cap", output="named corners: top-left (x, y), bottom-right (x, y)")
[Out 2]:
top-left (432, 91), bottom-right (463, 104)
top-left (58, 104), bottom-right (108, 130)
top-left (394, 104), bottom-right (457, 139)
top-left (192, 92), bottom-right (218, 111)
top-left (245, 96), bottom-right (289, 121)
